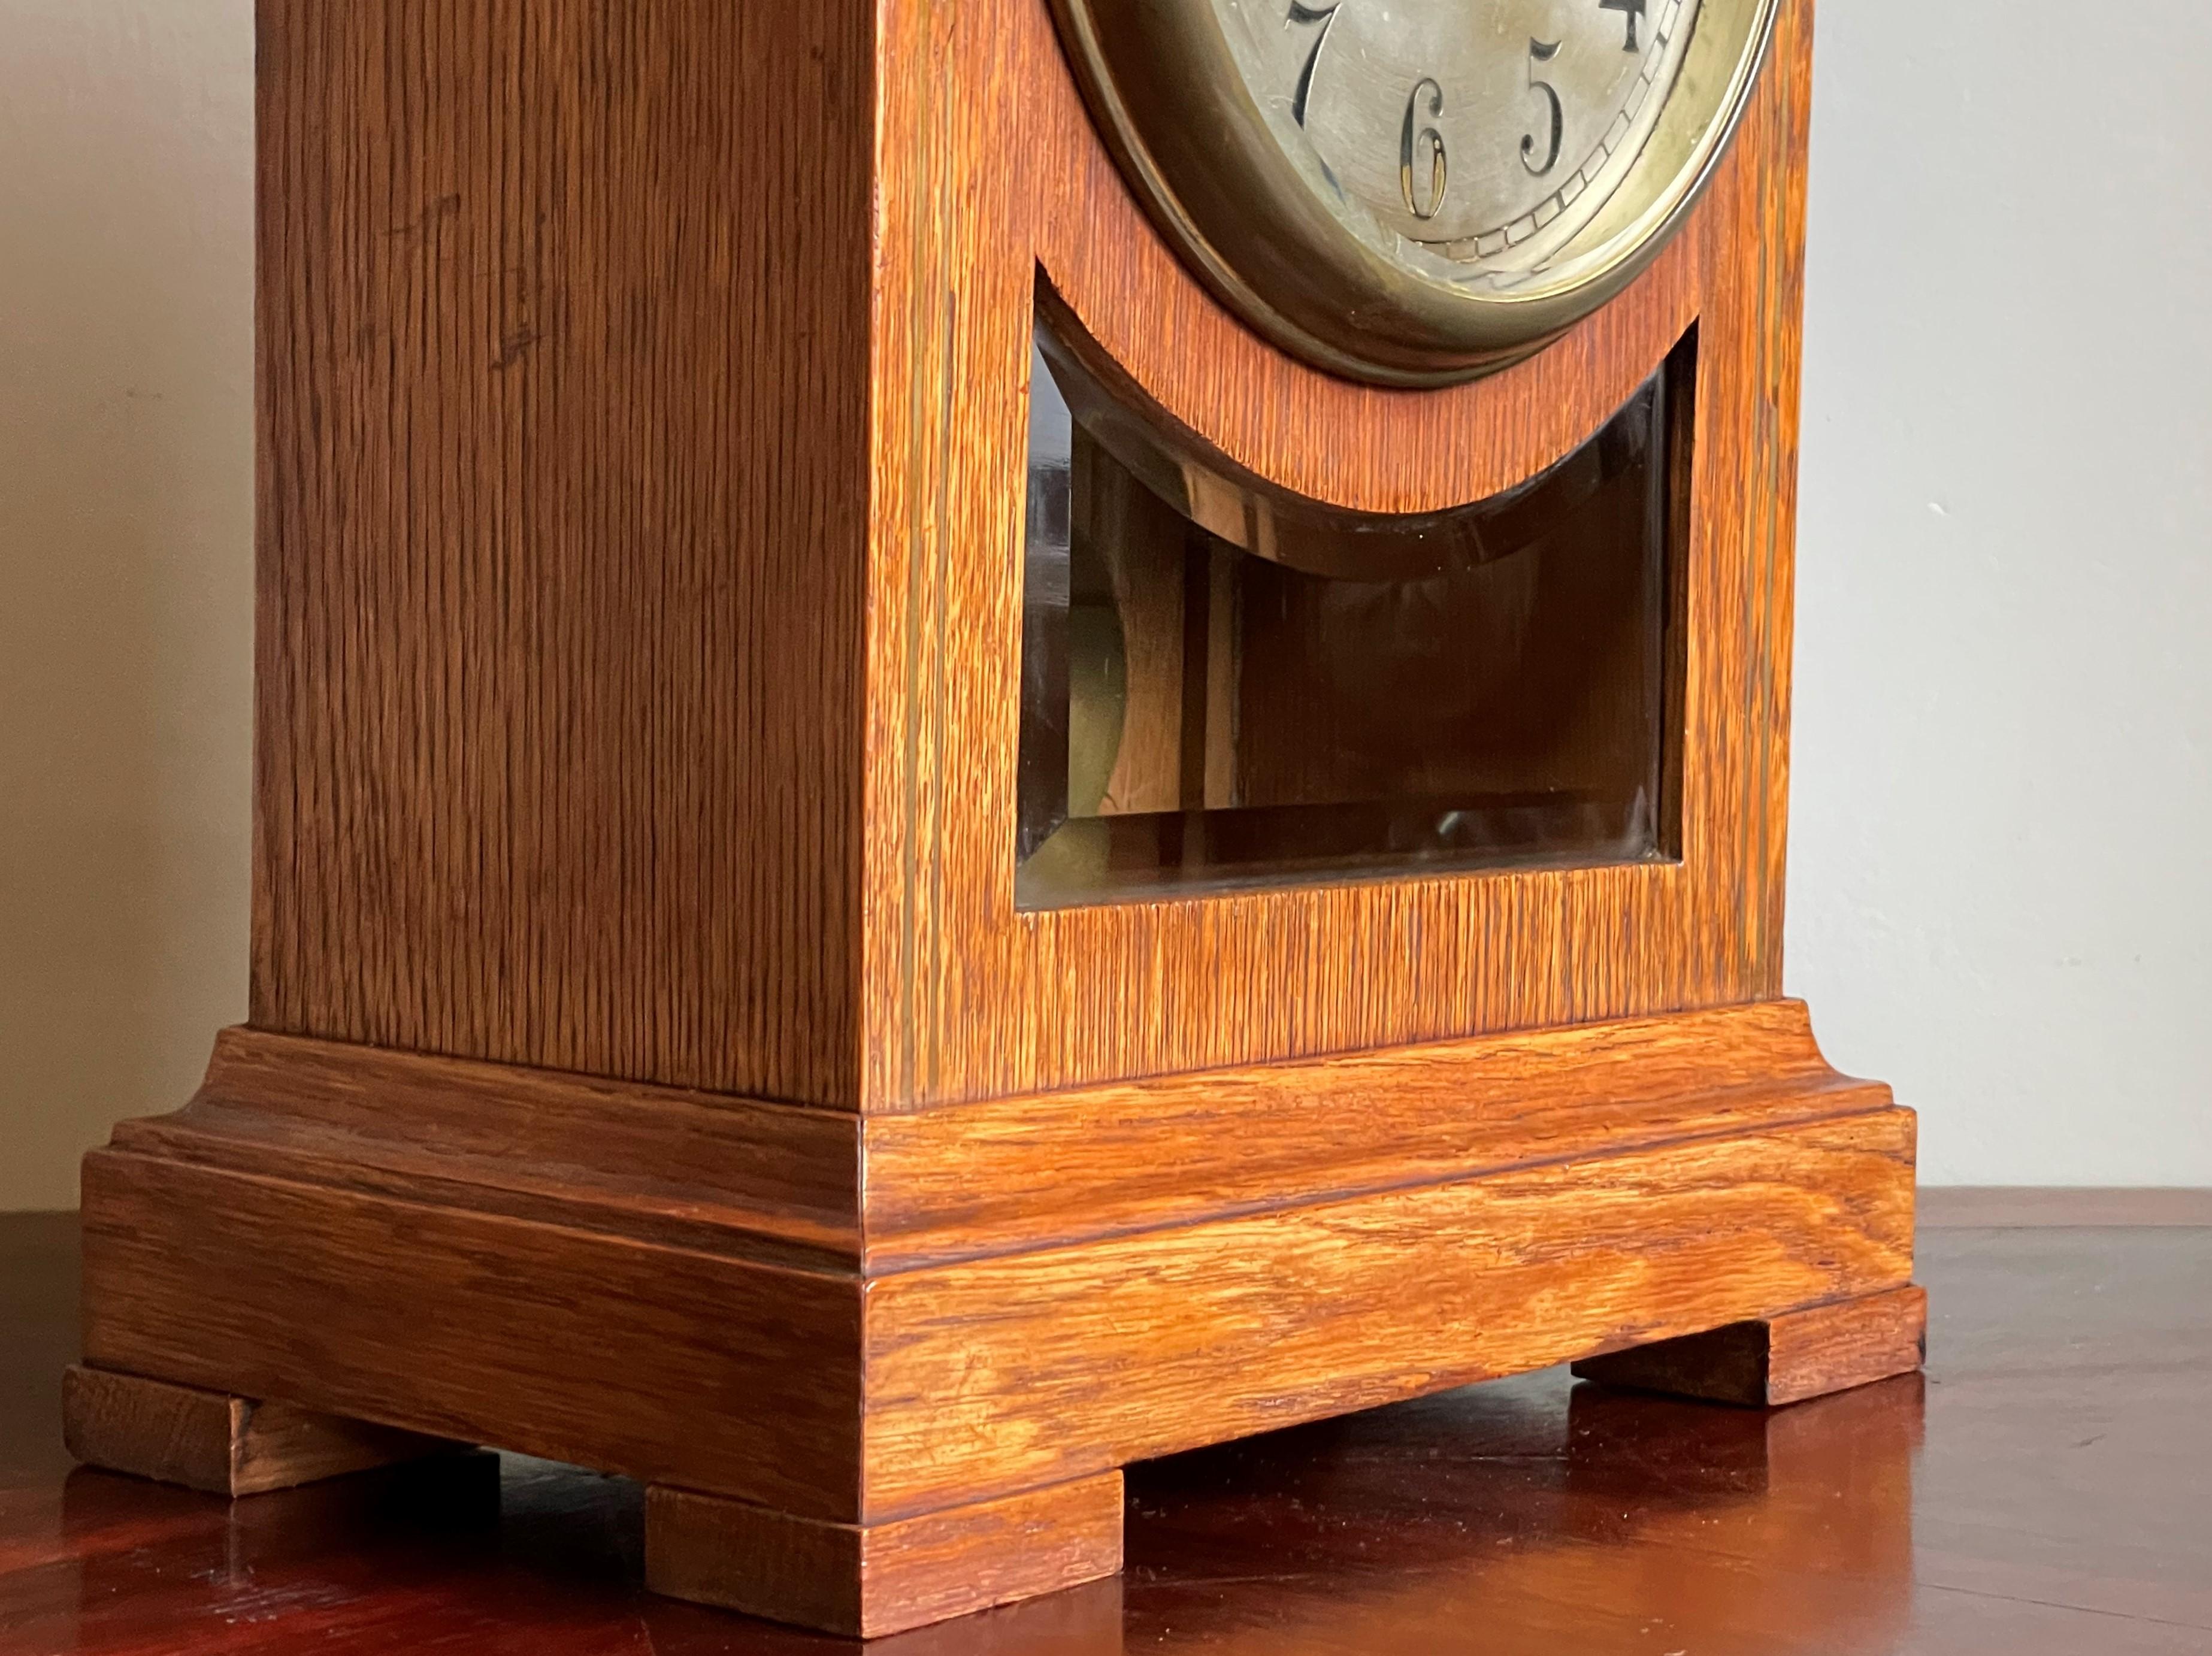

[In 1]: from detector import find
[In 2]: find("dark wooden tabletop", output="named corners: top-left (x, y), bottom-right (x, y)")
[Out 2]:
top-left (2, 1210), bottom-right (2207, 1654)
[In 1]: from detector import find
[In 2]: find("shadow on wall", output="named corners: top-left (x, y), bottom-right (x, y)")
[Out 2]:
top-left (0, 2), bottom-right (253, 1210)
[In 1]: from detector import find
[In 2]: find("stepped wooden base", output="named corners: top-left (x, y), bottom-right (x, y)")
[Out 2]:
top-left (72, 1000), bottom-right (1919, 1634)
top-left (646, 1475), bottom-right (1125, 1637)
top-left (62, 1364), bottom-right (461, 1497)
top-left (1574, 1285), bottom-right (1930, 1407)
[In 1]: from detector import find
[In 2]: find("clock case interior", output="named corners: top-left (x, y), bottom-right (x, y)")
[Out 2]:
top-left (1018, 287), bottom-right (1697, 908)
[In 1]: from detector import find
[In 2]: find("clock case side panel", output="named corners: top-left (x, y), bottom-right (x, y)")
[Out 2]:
top-left (77, 0), bottom-right (889, 1537)
top-left (860, 0), bottom-right (1817, 1107)
top-left (249, 0), bottom-right (878, 1106)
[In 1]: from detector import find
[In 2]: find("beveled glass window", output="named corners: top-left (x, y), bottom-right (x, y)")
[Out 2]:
top-left (1018, 300), bottom-right (1689, 909)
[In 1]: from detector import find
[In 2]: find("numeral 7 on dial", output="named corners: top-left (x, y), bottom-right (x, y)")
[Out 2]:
top-left (1286, 2), bottom-right (1340, 128)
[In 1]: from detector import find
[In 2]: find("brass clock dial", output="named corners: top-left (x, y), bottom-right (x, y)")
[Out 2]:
top-left (1050, 0), bottom-right (1778, 384)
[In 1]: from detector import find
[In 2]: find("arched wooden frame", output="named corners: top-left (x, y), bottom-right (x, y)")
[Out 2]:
top-left (860, 0), bottom-right (1812, 1107)
top-left (1033, 80), bottom-right (1701, 517)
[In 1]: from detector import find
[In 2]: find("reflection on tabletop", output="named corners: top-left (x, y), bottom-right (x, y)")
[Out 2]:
top-left (9, 1370), bottom-right (1922, 1656)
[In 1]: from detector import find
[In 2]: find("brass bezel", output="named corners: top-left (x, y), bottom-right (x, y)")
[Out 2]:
top-left (1046, 0), bottom-right (1779, 386)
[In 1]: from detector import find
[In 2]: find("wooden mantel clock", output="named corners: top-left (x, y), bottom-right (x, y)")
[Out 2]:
top-left (69, 0), bottom-right (1922, 1637)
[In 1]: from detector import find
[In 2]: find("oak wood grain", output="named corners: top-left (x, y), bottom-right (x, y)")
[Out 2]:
top-left (25, 1220), bottom-right (2208, 1656)
top-left (246, 0), bottom-right (1830, 1113)
top-left (859, 1108), bottom-right (1916, 1517)
top-left (861, 998), bottom-right (1890, 1268)
top-left (645, 1473), bottom-right (1124, 1636)
top-left (106, 1001), bottom-right (1882, 1276)
top-left (68, 0), bottom-right (1904, 1634)
top-left (62, 1365), bottom-right (462, 1497)
top-left (74, 1077), bottom-right (1912, 1527)
top-left (859, 0), bottom-right (1820, 1107)
top-left (252, 0), bottom-right (873, 1105)
top-left (1573, 1285), bottom-right (1930, 1407)
top-left (120, 1026), bottom-right (861, 1271)
top-left (245, 0), bottom-right (1826, 1110)
top-left (79, 1149), bottom-right (865, 1521)
top-left (1033, 92), bottom-right (1703, 516)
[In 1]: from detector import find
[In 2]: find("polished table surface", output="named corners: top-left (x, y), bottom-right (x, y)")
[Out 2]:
top-left (2, 1212), bottom-right (2207, 1654)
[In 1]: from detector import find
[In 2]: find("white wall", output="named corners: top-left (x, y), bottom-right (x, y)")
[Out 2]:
top-left (0, 0), bottom-right (253, 1210)
top-left (1789, 0), bottom-right (2212, 1185)
top-left (0, 0), bottom-right (2205, 1207)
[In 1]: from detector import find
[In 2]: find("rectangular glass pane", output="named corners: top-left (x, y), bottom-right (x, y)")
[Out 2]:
top-left (1019, 306), bottom-right (1686, 909)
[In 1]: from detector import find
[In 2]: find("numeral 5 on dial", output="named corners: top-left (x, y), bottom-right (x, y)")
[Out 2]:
top-left (1523, 39), bottom-right (1563, 176)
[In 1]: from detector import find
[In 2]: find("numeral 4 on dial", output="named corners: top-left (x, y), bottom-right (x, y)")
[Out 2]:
top-left (1600, 0), bottom-right (1647, 52)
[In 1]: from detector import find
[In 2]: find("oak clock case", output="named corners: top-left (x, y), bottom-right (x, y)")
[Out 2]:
top-left (67, 0), bottom-right (1920, 1643)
